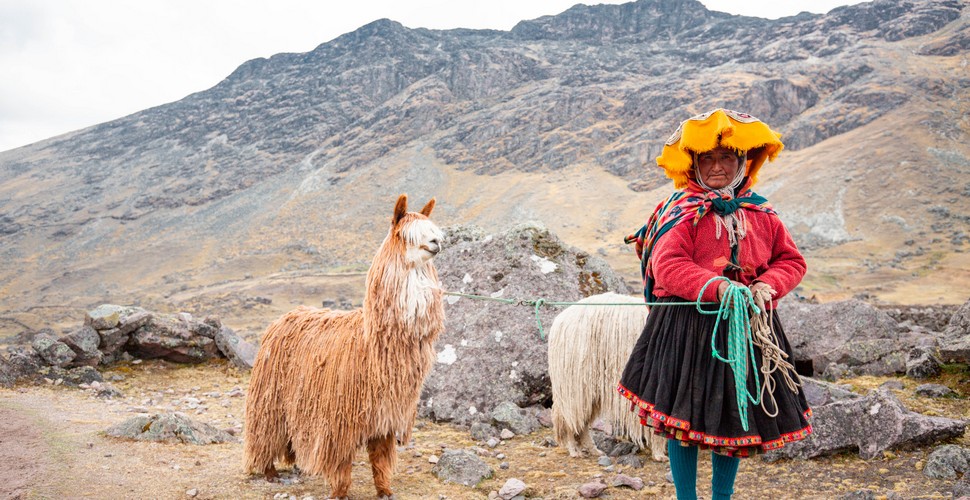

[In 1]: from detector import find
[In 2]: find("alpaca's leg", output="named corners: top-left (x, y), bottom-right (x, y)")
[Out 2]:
top-left (263, 464), bottom-right (279, 482)
top-left (553, 402), bottom-right (583, 458)
top-left (650, 433), bottom-right (669, 462)
top-left (327, 459), bottom-right (353, 500)
top-left (579, 399), bottom-right (604, 456)
top-left (368, 433), bottom-right (398, 498)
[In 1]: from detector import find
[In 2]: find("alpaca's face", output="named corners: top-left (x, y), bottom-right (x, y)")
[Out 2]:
top-left (401, 218), bottom-right (443, 266)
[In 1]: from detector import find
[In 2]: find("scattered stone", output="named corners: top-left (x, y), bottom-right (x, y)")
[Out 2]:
top-left (31, 334), bottom-right (76, 367)
top-left (915, 383), bottom-right (956, 398)
top-left (879, 380), bottom-right (905, 391)
top-left (486, 437), bottom-right (500, 448)
top-left (214, 326), bottom-right (256, 369)
top-left (470, 422), bottom-right (497, 441)
top-left (616, 454), bottom-right (645, 469)
top-left (60, 325), bottom-right (103, 367)
top-left (498, 478), bottom-right (526, 499)
top-left (608, 441), bottom-right (637, 457)
top-left (496, 453), bottom-right (506, 460)
top-left (535, 408), bottom-right (554, 428)
top-left (577, 481), bottom-right (607, 498)
top-left (923, 444), bottom-right (970, 480)
top-left (432, 450), bottom-right (493, 487)
top-left (499, 462), bottom-right (510, 470)
top-left (428, 455), bottom-right (439, 464)
top-left (612, 473), bottom-right (644, 490)
top-left (186, 488), bottom-right (198, 497)
top-left (500, 429), bottom-right (515, 440)
top-left (906, 346), bottom-right (942, 379)
top-left (665, 470), bottom-right (674, 483)
top-left (490, 402), bottom-right (539, 436)
top-left (105, 412), bottom-right (235, 444)
top-left (597, 456), bottom-right (612, 467)
top-left (954, 473), bottom-right (970, 498)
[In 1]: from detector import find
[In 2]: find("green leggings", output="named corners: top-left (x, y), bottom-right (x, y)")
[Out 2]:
top-left (667, 440), bottom-right (740, 500)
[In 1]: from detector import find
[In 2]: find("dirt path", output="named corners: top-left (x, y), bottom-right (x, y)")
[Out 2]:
top-left (0, 361), bottom-right (965, 499)
top-left (0, 404), bottom-right (46, 499)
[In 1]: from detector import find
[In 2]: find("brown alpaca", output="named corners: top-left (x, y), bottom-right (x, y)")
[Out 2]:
top-left (244, 194), bottom-right (445, 499)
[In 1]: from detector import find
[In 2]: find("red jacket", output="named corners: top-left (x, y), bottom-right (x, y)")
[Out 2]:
top-left (650, 210), bottom-right (806, 308)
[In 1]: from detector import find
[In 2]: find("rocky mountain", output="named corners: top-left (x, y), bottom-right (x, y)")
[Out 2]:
top-left (1, 0), bottom-right (968, 336)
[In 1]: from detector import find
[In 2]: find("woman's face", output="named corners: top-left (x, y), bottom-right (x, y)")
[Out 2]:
top-left (696, 147), bottom-right (742, 190)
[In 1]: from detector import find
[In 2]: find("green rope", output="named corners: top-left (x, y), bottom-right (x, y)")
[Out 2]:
top-left (442, 291), bottom-right (714, 340)
top-left (695, 277), bottom-right (763, 431)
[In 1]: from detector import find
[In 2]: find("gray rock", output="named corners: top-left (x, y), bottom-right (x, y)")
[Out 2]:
top-left (879, 380), bottom-right (905, 391)
top-left (764, 387), bottom-right (966, 460)
top-left (3, 347), bottom-right (43, 381)
top-left (906, 346), bottom-right (942, 379)
top-left (432, 450), bottom-right (493, 487)
top-left (498, 478), bottom-right (526, 499)
top-left (941, 298), bottom-right (970, 363)
top-left (923, 444), bottom-right (970, 480)
top-left (486, 437), bottom-right (500, 448)
top-left (214, 326), bottom-right (256, 369)
top-left (597, 456), bottom-right (612, 466)
top-left (608, 441), bottom-right (637, 458)
top-left (499, 428), bottom-right (515, 440)
top-left (616, 454), bottom-right (644, 469)
top-left (420, 224), bottom-right (628, 425)
top-left (40, 366), bottom-right (103, 387)
top-left (31, 334), bottom-right (76, 367)
top-left (914, 383), bottom-right (956, 398)
top-left (0, 355), bottom-right (18, 387)
top-left (127, 314), bottom-right (220, 363)
top-left (60, 325), bottom-right (103, 367)
top-left (591, 430), bottom-right (619, 455)
top-left (780, 300), bottom-right (910, 377)
top-left (611, 473), bottom-right (644, 490)
top-left (470, 422), bottom-right (498, 441)
top-left (954, 473), bottom-right (970, 498)
top-left (535, 407), bottom-right (553, 428)
top-left (86, 304), bottom-right (127, 330)
top-left (801, 377), bottom-right (861, 406)
top-left (490, 402), bottom-right (539, 436)
top-left (577, 481), bottom-right (607, 498)
top-left (105, 412), bottom-right (234, 444)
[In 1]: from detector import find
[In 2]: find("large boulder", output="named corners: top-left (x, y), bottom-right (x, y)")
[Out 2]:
top-left (30, 333), bottom-right (76, 368)
top-left (432, 449), bottom-right (493, 487)
top-left (59, 325), bottom-right (103, 367)
top-left (420, 223), bottom-right (628, 425)
top-left (779, 300), bottom-right (915, 377)
top-left (940, 298), bottom-right (970, 363)
top-left (127, 313), bottom-right (221, 363)
top-left (765, 387), bottom-right (966, 460)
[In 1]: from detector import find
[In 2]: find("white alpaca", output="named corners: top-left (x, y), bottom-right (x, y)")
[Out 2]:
top-left (548, 292), bottom-right (667, 462)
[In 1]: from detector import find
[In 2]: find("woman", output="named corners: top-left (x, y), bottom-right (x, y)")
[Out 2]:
top-left (618, 109), bottom-right (812, 500)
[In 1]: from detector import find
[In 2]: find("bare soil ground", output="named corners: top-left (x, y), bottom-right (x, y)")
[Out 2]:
top-left (1, 360), bottom-right (967, 500)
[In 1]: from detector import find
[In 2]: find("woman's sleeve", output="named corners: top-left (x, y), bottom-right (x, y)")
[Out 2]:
top-left (651, 223), bottom-right (722, 303)
top-left (754, 216), bottom-right (807, 300)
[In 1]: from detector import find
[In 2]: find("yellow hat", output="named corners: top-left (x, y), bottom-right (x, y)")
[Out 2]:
top-left (657, 108), bottom-right (784, 189)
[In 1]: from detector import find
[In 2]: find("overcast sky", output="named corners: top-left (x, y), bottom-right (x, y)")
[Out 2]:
top-left (0, 0), bottom-right (867, 153)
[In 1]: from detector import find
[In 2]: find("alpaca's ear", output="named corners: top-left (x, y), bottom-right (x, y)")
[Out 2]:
top-left (419, 198), bottom-right (435, 217)
top-left (393, 194), bottom-right (408, 225)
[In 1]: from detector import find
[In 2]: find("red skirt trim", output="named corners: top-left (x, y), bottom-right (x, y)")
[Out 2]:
top-left (617, 382), bottom-right (813, 457)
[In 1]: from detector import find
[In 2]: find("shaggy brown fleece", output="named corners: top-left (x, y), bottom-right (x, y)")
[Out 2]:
top-left (244, 195), bottom-right (445, 499)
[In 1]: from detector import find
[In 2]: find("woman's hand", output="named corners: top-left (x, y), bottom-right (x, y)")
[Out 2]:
top-left (749, 281), bottom-right (777, 311)
top-left (716, 279), bottom-right (745, 301)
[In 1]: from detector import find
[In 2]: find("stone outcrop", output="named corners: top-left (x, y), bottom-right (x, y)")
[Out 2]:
top-left (765, 387), bottom-right (966, 460)
top-left (105, 412), bottom-right (234, 445)
top-left (419, 223), bottom-right (628, 425)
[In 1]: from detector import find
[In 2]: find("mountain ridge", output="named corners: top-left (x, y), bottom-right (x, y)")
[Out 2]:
top-left (0, 0), bottom-right (968, 337)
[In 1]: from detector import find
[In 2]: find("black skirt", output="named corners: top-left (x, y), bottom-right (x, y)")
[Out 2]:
top-left (617, 296), bottom-right (812, 457)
